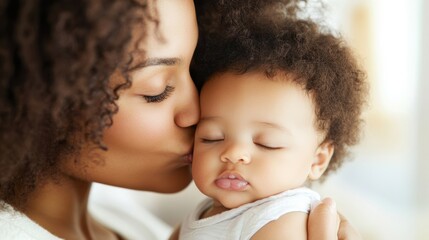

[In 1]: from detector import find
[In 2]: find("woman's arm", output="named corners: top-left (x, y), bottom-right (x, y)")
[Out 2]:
top-left (308, 198), bottom-right (362, 240)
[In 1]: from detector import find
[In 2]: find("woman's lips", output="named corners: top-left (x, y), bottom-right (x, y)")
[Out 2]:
top-left (181, 151), bottom-right (193, 165)
top-left (215, 172), bottom-right (249, 191)
top-left (180, 145), bottom-right (194, 165)
top-left (182, 153), bottom-right (193, 164)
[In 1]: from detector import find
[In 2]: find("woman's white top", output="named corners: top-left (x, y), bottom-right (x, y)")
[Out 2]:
top-left (0, 203), bottom-right (62, 240)
top-left (0, 183), bottom-right (173, 240)
top-left (89, 183), bottom-right (173, 240)
top-left (179, 187), bottom-right (320, 240)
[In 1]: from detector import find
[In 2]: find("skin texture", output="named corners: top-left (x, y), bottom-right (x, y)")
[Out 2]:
top-left (24, 0), bottom-right (199, 239)
top-left (191, 71), bottom-right (333, 239)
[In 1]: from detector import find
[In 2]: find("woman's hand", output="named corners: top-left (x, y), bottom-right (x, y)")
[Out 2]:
top-left (169, 225), bottom-right (180, 240)
top-left (308, 198), bottom-right (361, 240)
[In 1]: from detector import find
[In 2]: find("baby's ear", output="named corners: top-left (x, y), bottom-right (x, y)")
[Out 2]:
top-left (308, 141), bottom-right (334, 180)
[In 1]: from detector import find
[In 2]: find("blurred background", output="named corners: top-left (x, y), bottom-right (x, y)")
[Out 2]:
top-left (91, 0), bottom-right (428, 239)
top-left (315, 0), bottom-right (428, 239)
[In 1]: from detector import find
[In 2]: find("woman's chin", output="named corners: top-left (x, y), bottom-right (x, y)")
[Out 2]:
top-left (163, 172), bottom-right (193, 193)
top-left (145, 169), bottom-right (193, 193)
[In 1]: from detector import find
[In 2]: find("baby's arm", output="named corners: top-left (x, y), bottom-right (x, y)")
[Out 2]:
top-left (250, 212), bottom-right (308, 240)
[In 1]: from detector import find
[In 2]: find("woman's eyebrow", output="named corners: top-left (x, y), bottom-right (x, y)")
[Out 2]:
top-left (128, 57), bottom-right (181, 72)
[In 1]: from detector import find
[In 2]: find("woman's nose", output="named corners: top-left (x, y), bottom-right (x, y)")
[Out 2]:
top-left (174, 75), bottom-right (200, 128)
top-left (220, 143), bottom-right (251, 164)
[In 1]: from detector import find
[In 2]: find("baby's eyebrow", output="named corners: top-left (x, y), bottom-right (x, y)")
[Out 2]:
top-left (128, 57), bottom-right (181, 72)
top-left (253, 121), bottom-right (292, 134)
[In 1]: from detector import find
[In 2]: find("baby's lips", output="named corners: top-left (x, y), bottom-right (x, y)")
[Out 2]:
top-left (215, 172), bottom-right (249, 191)
top-left (217, 172), bottom-right (246, 181)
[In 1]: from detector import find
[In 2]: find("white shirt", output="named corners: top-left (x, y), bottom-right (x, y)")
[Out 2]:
top-left (0, 184), bottom-right (173, 240)
top-left (179, 187), bottom-right (320, 240)
top-left (89, 183), bottom-right (173, 240)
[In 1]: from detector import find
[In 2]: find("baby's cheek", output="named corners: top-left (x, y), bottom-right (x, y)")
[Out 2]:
top-left (192, 153), bottom-right (213, 186)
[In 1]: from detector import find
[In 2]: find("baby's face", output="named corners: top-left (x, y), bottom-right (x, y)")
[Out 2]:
top-left (192, 71), bottom-right (329, 209)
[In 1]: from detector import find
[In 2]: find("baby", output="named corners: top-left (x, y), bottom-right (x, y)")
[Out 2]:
top-left (177, 1), bottom-right (367, 239)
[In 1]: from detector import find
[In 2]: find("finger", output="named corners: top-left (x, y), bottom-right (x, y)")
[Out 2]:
top-left (338, 213), bottom-right (362, 240)
top-left (308, 197), bottom-right (339, 240)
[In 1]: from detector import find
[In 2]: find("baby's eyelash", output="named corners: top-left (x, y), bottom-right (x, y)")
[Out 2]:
top-left (143, 86), bottom-right (174, 103)
top-left (255, 143), bottom-right (283, 150)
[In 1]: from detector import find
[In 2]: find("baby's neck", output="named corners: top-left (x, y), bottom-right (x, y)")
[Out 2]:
top-left (200, 200), bottom-right (230, 219)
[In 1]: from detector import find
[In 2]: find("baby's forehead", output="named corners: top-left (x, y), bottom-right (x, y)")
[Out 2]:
top-left (202, 71), bottom-right (316, 110)
top-left (204, 69), bottom-right (308, 94)
top-left (207, 68), bottom-right (299, 81)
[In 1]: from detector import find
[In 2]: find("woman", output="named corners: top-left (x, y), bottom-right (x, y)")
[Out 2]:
top-left (0, 0), bottom-right (358, 239)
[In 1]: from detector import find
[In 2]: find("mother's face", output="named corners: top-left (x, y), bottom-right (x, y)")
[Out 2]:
top-left (65, 0), bottom-right (199, 193)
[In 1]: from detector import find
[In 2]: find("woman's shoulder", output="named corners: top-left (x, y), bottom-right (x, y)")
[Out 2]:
top-left (0, 204), bottom-right (62, 240)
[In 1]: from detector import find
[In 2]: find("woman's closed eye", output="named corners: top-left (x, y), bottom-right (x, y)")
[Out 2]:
top-left (201, 138), bottom-right (224, 143)
top-left (142, 85), bottom-right (175, 103)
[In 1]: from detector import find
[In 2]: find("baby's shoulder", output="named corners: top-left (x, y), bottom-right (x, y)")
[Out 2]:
top-left (250, 211), bottom-right (308, 240)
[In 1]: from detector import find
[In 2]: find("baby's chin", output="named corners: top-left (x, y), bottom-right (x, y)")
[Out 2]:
top-left (215, 194), bottom-right (256, 210)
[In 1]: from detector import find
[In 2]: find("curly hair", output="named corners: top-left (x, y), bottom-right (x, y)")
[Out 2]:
top-left (192, 0), bottom-right (368, 179)
top-left (0, 0), bottom-right (153, 210)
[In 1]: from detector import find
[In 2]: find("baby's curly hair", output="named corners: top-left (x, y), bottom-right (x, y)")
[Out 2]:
top-left (192, 0), bottom-right (368, 179)
top-left (0, 0), bottom-right (153, 210)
